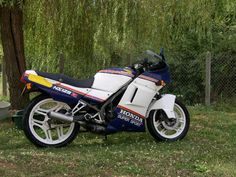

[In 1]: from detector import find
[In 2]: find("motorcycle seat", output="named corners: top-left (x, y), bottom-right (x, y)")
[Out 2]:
top-left (35, 71), bottom-right (94, 88)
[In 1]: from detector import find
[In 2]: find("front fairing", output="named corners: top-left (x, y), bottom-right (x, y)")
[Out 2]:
top-left (142, 65), bottom-right (171, 83)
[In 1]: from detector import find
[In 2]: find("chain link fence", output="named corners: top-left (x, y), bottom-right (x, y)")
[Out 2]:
top-left (211, 53), bottom-right (236, 103)
top-left (1, 53), bottom-right (236, 105)
top-left (165, 52), bottom-right (236, 105)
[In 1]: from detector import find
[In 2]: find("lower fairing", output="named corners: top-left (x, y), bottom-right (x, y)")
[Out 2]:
top-left (106, 106), bottom-right (145, 133)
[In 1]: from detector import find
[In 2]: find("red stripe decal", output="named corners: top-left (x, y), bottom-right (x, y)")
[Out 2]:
top-left (55, 83), bottom-right (104, 102)
top-left (138, 75), bottom-right (159, 83)
top-left (99, 70), bottom-right (134, 77)
top-left (117, 105), bottom-right (145, 119)
top-left (56, 83), bottom-right (86, 95)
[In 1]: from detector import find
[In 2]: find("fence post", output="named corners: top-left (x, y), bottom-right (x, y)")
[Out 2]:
top-left (205, 51), bottom-right (211, 106)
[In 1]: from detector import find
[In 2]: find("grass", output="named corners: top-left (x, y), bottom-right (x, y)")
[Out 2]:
top-left (0, 104), bottom-right (236, 177)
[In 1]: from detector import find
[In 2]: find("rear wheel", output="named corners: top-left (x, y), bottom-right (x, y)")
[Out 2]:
top-left (23, 94), bottom-right (79, 147)
top-left (147, 99), bottom-right (190, 141)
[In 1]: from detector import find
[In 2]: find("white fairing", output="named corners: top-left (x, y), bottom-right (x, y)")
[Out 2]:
top-left (147, 94), bottom-right (176, 118)
top-left (118, 77), bottom-right (176, 119)
top-left (118, 78), bottom-right (162, 117)
top-left (92, 73), bottom-right (132, 92)
top-left (24, 70), bottom-right (128, 102)
top-left (25, 70), bottom-right (176, 116)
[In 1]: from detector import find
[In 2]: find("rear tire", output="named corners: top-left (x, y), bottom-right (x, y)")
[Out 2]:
top-left (147, 99), bottom-right (190, 141)
top-left (23, 94), bottom-right (79, 147)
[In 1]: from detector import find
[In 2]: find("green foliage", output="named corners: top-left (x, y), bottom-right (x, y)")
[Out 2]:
top-left (22, 0), bottom-right (236, 104)
top-left (0, 0), bottom-right (23, 6)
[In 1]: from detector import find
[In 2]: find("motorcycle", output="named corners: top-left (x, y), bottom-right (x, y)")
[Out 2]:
top-left (21, 49), bottom-right (190, 147)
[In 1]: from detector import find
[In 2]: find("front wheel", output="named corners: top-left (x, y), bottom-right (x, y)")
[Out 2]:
top-left (147, 99), bottom-right (190, 141)
top-left (23, 94), bottom-right (79, 147)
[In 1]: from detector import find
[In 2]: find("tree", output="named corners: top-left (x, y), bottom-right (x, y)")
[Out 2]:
top-left (0, 1), bottom-right (29, 109)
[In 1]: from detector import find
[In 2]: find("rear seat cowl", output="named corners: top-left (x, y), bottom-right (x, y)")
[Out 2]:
top-left (25, 70), bottom-right (38, 75)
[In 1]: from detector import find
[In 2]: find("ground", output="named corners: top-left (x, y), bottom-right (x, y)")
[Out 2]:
top-left (0, 104), bottom-right (235, 177)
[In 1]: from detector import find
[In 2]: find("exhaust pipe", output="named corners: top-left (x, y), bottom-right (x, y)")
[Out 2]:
top-left (47, 111), bottom-right (74, 122)
top-left (47, 111), bottom-right (86, 123)
top-left (48, 111), bottom-right (106, 133)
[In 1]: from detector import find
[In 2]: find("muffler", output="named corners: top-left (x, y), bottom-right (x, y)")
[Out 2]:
top-left (47, 111), bottom-right (74, 122)
top-left (47, 111), bottom-right (87, 124)
top-left (48, 111), bottom-right (106, 133)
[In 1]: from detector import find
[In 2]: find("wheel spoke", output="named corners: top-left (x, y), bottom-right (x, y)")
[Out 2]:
top-left (44, 129), bottom-right (53, 141)
top-left (35, 108), bottom-right (48, 116)
top-left (31, 119), bottom-right (44, 128)
top-left (178, 117), bottom-right (185, 123)
top-left (174, 111), bottom-right (178, 118)
top-left (154, 121), bottom-right (161, 128)
top-left (160, 128), bottom-right (167, 135)
top-left (56, 126), bottom-right (64, 139)
top-left (50, 103), bottom-right (64, 112)
top-left (174, 126), bottom-right (183, 133)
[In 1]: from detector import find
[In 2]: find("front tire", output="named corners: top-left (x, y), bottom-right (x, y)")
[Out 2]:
top-left (23, 94), bottom-right (79, 147)
top-left (147, 99), bottom-right (190, 141)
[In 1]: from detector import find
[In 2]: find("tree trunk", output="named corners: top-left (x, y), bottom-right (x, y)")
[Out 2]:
top-left (0, 6), bottom-right (29, 109)
top-left (2, 57), bottom-right (7, 96)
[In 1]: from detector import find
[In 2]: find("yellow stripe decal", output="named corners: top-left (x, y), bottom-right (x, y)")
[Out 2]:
top-left (28, 74), bottom-right (53, 88)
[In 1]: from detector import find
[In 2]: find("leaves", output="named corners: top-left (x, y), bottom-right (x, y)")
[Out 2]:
top-left (0, 0), bottom-right (23, 7)
top-left (20, 0), bottom-right (236, 103)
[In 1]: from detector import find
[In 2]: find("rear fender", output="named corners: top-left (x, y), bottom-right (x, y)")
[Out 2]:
top-left (147, 94), bottom-right (176, 119)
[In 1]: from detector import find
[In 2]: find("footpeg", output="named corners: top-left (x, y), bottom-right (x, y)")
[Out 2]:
top-left (84, 113), bottom-right (92, 121)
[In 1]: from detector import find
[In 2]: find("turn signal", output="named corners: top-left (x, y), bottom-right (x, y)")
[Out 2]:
top-left (26, 83), bottom-right (32, 90)
top-left (156, 80), bottom-right (166, 86)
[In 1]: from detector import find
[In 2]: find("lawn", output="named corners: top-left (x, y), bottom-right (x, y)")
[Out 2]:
top-left (0, 104), bottom-right (236, 177)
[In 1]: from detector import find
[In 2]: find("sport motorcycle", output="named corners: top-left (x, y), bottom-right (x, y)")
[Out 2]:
top-left (21, 49), bottom-right (190, 147)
